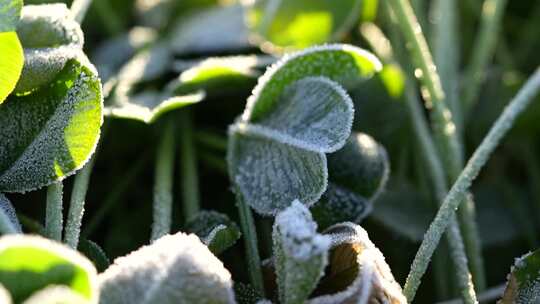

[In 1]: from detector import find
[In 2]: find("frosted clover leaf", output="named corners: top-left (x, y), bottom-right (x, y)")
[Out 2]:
top-left (0, 57), bottom-right (102, 193)
top-left (14, 4), bottom-right (84, 94)
top-left (312, 133), bottom-right (390, 229)
top-left (0, 235), bottom-right (99, 303)
top-left (185, 210), bottom-right (241, 255)
top-left (228, 44), bottom-right (382, 215)
top-left (273, 200), bottom-right (331, 304)
top-left (500, 249), bottom-right (540, 303)
top-left (98, 232), bottom-right (236, 304)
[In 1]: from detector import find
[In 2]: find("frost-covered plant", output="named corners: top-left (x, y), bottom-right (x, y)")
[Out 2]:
top-left (0, 3), bottom-right (102, 192)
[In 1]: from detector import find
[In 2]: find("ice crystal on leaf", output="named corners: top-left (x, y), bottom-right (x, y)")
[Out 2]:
top-left (185, 210), bottom-right (241, 255)
top-left (501, 249), bottom-right (540, 303)
top-left (273, 200), bottom-right (331, 304)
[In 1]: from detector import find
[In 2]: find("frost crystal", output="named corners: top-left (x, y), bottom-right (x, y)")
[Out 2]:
top-left (98, 232), bottom-right (236, 304)
top-left (273, 201), bottom-right (331, 304)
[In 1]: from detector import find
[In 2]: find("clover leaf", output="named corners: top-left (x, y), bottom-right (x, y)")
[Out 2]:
top-left (0, 0), bottom-right (23, 104)
top-left (185, 210), bottom-right (241, 255)
top-left (500, 249), bottom-right (540, 303)
top-left (228, 44), bottom-right (382, 215)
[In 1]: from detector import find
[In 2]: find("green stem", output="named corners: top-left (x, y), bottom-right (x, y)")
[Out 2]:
top-left (387, 0), bottom-right (486, 292)
top-left (64, 157), bottom-right (95, 249)
top-left (404, 84), bottom-right (477, 304)
top-left (70, 0), bottom-right (94, 23)
top-left (195, 130), bottom-right (228, 152)
top-left (403, 67), bottom-right (540, 301)
top-left (151, 120), bottom-right (176, 241)
top-left (45, 182), bottom-right (64, 241)
top-left (234, 188), bottom-right (265, 296)
top-left (93, 0), bottom-right (124, 35)
top-left (431, 0), bottom-right (462, 133)
top-left (179, 110), bottom-right (200, 222)
top-left (463, 0), bottom-right (508, 114)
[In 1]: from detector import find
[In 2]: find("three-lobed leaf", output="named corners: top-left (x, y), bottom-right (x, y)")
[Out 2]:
top-left (0, 234), bottom-right (98, 303)
top-left (228, 44), bottom-right (381, 215)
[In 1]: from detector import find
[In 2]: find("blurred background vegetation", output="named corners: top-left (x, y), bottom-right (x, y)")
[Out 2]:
top-left (9, 0), bottom-right (540, 302)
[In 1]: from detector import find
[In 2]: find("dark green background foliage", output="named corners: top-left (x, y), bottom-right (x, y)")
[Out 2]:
top-left (5, 0), bottom-right (540, 302)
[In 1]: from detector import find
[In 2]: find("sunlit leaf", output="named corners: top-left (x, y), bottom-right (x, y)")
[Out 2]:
top-left (501, 249), bottom-right (540, 303)
top-left (309, 223), bottom-right (406, 304)
top-left (170, 4), bottom-right (250, 55)
top-left (0, 235), bottom-right (99, 303)
top-left (0, 193), bottom-right (21, 233)
top-left (245, 0), bottom-right (362, 52)
top-left (185, 210), bottom-right (241, 255)
top-left (0, 57), bottom-right (103, 193)
top-left (170, 55), bottom-right (264, 98)
top-left (99, 232), bottom-right (235, 304)
top-left (228, 45), bottom-right (381, 215)
top-left (14, 4), bottom-right (84, 94)
top-left (273, 200), bottom-right (330, 304)
top-left (0, 32), bottom-right (24, 104)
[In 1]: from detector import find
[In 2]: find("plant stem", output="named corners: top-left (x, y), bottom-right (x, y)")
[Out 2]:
top-left (387, 0), bottom-right (486, 292)
top-left (403, 67), bottom-right (540, 301)
top-left (151, 120), bottom-right (176, 241)
top-left (234, 187), bottom-right (265, 296)
top-left (70, 0), bottom-right (94, 23)
top-left (404, 84), bottom-right (477, 304)
top-left (431, 0), bottom-right (462, 133)
top-left (93, 0), bottom-right (124, 35)
top-left (64, 157), bottom-right (95, 249)
top-left (463, 0), bottom-right (508, 114)
top-left (179, 110), bottom-right (200, 222)
top-left (45, 182), bottom-right (64, 241)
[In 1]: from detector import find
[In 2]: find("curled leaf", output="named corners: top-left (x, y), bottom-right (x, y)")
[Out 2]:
top-left (15, 4), bottom-right (84, 93)
top-left (78, 239), bottom-right (110, 273)
top-left (0, 58), bottom-right (103, 193)
top-left (0, 234), bottom-right (99, 303)
top-left (185, 210), bottom-right (241, 255)
top-left (500, 249), bottom-right (540, 303)
top-left (308, 223), bottom-right (406, 304)
top-left (0, 193), bottom-right (22, 233)
top-left (245, 0), bottom-right (362, 52)
top-left (228, 45), bottom-right (381, 215)
top-left (98, 232), bottom-right (236, 304)
top-left (273, 200), bottom-right (331, 304)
